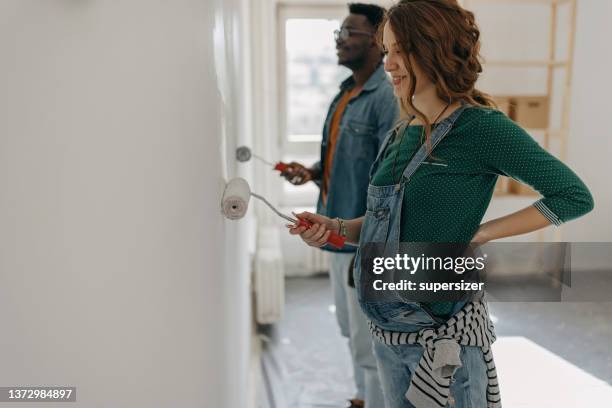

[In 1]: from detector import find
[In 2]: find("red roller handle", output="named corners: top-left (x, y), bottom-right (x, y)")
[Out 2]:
top-left (296, 218), bottom-right (346, 249)
top-left (274, 162), bottom-right (290, 172)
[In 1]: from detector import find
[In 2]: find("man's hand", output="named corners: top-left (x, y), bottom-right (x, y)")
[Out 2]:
top-left (279, 162), bottom-right (313, 185)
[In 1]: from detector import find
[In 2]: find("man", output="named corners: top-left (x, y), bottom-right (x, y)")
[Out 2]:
top-left (281, 4), bottom-right (399, 407)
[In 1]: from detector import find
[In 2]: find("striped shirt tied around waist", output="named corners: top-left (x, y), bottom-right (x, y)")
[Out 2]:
top-left (369, 301), bottom-right (501, 408)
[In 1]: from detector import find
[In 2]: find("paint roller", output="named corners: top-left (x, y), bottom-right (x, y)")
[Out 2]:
top-left (220, 177), bottom-right (346, 249)
top-left (235, 146), bottom-right (291, 173)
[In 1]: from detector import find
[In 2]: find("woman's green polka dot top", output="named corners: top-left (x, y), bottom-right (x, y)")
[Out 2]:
top-left (372, 106), bottom-right (594, 242)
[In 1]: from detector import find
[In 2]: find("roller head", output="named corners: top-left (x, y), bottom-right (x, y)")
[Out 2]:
top-left (221, 177), bottom-right (251, 220)
top-left (235, 146), bottom-right (252, 162)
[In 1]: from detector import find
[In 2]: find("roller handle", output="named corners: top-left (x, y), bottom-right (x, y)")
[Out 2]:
top-left (295, 218), bottom-right (346, 249)
top-left (274, 162), bottom-right (290, 172)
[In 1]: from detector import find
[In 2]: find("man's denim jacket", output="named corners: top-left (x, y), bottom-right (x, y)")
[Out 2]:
top-left (313, 63), bottom-right (399, 252)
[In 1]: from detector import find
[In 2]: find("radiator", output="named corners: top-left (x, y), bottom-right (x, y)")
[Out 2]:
top-left (254, 226), bottom-right (285, 324)
top-left (306, 246), bottom-right (329, 274)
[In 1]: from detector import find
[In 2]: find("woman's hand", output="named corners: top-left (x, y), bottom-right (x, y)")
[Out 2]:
top-left (471, 206), bottom-right (553, 244)
top-left (286, 211), bottom-right (339, 247)
top-left (471, 224), bottom-right (492, 244)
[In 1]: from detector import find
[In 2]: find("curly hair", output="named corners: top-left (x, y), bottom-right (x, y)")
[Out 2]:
top-left (348, 3), bottom-right (386, 30)
top-left (378, 0), bottom-right (495, 146)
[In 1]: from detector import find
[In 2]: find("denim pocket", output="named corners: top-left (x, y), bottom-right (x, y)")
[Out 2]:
top-left (362, 207), bottom-right (390, 243)
top-left (370, 301), bottom-right (437, 329)
top-left (386, 303), bottom-right (438, 327)
top-left (341, 121), bottom-right (376, 159)
top-left (344, 120), bottom-right (375, 137)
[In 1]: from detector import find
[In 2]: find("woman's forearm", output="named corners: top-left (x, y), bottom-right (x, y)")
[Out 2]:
top-left (346, 205), bottom-right (551, 245)
top-left (474, 205), bottom-right (551, 243)
top-left (344, 216), bottom-right (365, 245)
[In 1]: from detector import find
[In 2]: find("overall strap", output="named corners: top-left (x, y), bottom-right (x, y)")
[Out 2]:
top-left (399, 103), bottom-right (468, 186)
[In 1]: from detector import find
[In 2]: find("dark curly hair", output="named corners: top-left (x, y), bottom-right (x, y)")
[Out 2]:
top-left (348, 3), bottom-right (386, 30)
top-left (378, 0), bottom-right (495, 145)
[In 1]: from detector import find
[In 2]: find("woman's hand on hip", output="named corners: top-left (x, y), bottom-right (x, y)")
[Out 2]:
top-left (471, 224), bottom-right (492, 244)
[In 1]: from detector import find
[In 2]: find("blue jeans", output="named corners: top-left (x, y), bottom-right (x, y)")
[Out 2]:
top-left (329, 252), bottom-right (384, 406)
top-left (372, 337), bottom-right (489, 408)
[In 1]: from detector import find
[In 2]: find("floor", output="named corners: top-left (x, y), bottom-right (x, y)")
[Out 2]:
top-left (272, 274), bottom-right (612, 408)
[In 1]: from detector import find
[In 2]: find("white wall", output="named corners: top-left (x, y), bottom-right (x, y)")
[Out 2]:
top-left (468, 0), bottom-right (611, 243)
top-left (0, 1), bottom-right (253, 407)
top-left (563, 0), bottom-right (612, 242)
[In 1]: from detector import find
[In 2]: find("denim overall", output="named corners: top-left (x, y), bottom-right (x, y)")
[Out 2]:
top-left (353, 104), bottom-right (493, 407)
top-left (354, 103), bottom-right (469, 333)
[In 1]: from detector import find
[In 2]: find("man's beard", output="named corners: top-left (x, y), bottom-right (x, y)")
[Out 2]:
top-left (339, 53), bottom-right (366, 71)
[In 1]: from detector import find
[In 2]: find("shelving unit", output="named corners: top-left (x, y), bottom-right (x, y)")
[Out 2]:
top-left (463, 0), bottom-right (578, 197)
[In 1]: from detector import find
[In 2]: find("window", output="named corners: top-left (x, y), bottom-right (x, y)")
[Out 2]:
top-left (280, 7), bottom-right (350, 145)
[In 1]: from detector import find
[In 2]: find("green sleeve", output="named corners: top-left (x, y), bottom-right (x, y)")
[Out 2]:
top-left (477, 110), bottom-right (594, 225)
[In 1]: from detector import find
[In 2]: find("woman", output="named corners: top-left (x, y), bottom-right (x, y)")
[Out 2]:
top-left (288, 1), bottom-right (594, 407)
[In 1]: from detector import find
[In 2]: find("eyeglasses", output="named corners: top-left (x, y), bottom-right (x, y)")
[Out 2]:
top-left (334, 27), bottom-right (374, 42)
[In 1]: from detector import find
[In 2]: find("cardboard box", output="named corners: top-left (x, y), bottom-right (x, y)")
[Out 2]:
top-left (513, 96), bottom-right (549, 129)
top-left (492, 96), bottom-right (511, 117)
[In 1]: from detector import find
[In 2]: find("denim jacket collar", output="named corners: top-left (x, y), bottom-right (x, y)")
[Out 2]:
top-left (339, 63), bottom-right (387, 93)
